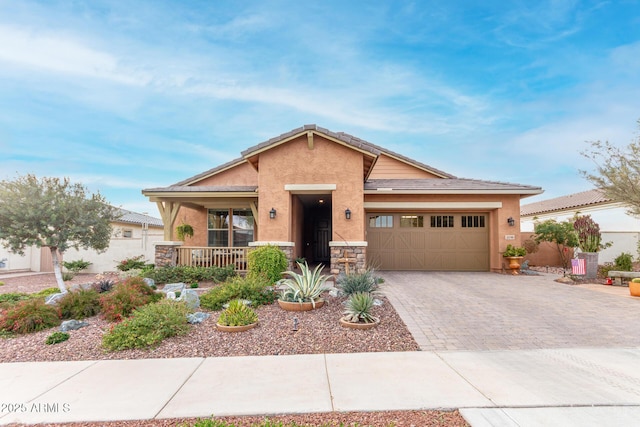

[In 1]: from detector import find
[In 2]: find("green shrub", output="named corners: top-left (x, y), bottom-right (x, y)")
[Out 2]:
top-left (45, 331), bottom-right (70, 345)
top-left (217, 299), bottom-right (258, 327)
top-left (102, 300), bottom-right (191, 351)
top-left (336, 270), bottom-right (384, 296)
top-left (32, 287), bottom-right (62, 298)
top-left (57, 289), bottom-right (101, 319)
top-left (99, 277), bottom-right (161, 322)
top-left (614, 252), bottom-right (634, 271)
top-left (62, 272), bottom-right (75, 281)
top-left (343, 292), bottom-right (377, 324)
top-left (0, 281), bottom-right (5, 286)
top-left (0, 299), bottom-right (60, 334)
top-left (116, 255), bottom-right (147, 271)
top-left (190, 282), bottom-right (199, 289)
top-left (62, 259), bottom-right (92, 273)
top-left (632, 278), bottom-right (640, 283)
top-left (200, 275), bottom-right (276, 311)
top-left (143, 265), bottom-right (235, 284)
top-left (0, 292), bottom-right (31, 305)
top-left (247, 245), bottom-right (288, 284)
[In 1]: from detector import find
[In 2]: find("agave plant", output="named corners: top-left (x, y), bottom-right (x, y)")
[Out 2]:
top-left (217, 299), bottom-right (258, 327)
top-left (278, 262), bottom-right (332, 307)
top-left (343, 292), bottom-right (378, 324)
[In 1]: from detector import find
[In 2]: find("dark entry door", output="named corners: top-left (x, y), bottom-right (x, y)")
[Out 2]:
top-left (314, 218), bottom-right (331, 262)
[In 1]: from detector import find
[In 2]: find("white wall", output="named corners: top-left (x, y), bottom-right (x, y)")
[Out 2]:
top-left (521, 203), bottom-right (640, 264)
top-left (0, 245), bottom-right (39, 272)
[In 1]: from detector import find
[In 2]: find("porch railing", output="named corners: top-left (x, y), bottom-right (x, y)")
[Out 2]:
top-left (176, 246), bottom-right (249, 273)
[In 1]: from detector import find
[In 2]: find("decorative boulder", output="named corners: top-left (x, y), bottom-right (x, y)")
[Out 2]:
top-left (60, 319), bottom-right (89, 332)
top-left (187, 312), bottom-right (211, 324)
top-left (45, 293), bottom-right (67, 306)
top-left (163, 283), bottom-right (186, 294)
top-left (143, 277), bottom-right (156, 288)
top-left (373, 298), bottom-right (383, 306)
top-left (178, 289), bottom-right (200, 310)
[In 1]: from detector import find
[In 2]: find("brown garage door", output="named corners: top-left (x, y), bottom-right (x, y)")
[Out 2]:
top-left (366, 213), bottom-right (489, 271)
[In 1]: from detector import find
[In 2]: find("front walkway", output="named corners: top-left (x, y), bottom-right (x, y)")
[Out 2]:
top-left (382, 271), bottom-right (640, 352)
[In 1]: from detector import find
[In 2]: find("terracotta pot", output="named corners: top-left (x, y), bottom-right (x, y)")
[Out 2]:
top-left (216, 322), bottom-right (258, 332)
top-left (339, 316), bottom-right (380, 330)
top-left (277, 298), bottom-right (325, 311)
top-left (505, 256), bottom-right (523, 274)
top-left (629, 281), bottom-right (640, 297)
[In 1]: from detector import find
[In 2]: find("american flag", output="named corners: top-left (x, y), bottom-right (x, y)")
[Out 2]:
top-left (571, 258), bottom-right (586, 275)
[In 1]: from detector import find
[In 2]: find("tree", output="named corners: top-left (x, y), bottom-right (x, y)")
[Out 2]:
top-left (581, 119), bottom-right (640, 216)
top-left (533, 219), bottom-right (579, 268)
top-left (0, 175), bottom-right (118, 293)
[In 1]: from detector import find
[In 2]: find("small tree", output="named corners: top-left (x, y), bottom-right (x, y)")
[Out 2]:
top-left (533, 219), bottom-right (579, 268)
top-left (0, 175), bottom-right (118, 293)
top-left (581, 119), bottom-right (640, 216)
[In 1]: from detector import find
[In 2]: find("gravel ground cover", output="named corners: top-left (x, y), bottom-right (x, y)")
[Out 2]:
top-left (0, 273), bottom-right (469, 426)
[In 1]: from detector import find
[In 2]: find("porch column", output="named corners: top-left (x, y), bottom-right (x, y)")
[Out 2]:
top-left (154, 241), bottom-right (183, 268)
top-left (329, 241), bottom-right (368, 276)
top-left (156, 201), bottom-right (181, 241)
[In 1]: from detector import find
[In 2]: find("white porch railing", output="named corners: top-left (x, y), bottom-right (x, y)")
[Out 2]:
top-left (176, 246), bottom-right (249, 272)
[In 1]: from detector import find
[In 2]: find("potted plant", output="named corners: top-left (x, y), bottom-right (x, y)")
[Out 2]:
top-left (216, 299), bottom-right (258, 332)
top-left (629, 278), bottom-right (640, 297)
top-left (573, 215), bottom-right (611, 279)
top-left (175, 222), bottom-right (194, 241)
top-left (340, 292), bottom-right (380, 330)
top-left (277, 261), bottom-right (332, 311)
top-left (503, 244), bottom-right (526, 273)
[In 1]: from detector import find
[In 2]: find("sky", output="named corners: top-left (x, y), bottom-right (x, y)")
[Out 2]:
top-left (1, 0), bottom-right (639, 216)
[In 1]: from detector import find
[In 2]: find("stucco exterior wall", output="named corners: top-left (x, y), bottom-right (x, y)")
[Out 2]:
top-left (257, 134), bottom-right (365, 243)
top-left (193, 161), bottom-right (258, 186)
top-left (368, 154), bottom-right (440, 179)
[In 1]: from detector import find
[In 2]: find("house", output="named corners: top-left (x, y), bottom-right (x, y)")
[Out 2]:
top-left (142, 125), bottom-right (542, 274)
top-left (521, 189), bottom-right (640, 264)
top-left (0, 209), bottom-right (164, 274)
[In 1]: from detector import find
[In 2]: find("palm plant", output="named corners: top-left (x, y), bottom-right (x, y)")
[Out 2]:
top-left (278, 262), bottom-right (332, 307)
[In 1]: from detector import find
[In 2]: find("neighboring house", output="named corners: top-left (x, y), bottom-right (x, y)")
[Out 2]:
top-left (143, 125), bottom-right (542, 274)
top-left (521, 189), bottom-right (640, 264)
top-left (0, 209), bottom-right (164, 274)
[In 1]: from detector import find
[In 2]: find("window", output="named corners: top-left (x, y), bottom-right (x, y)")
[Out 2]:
top-left (461, 215), bottom-right (486, 228)
top-left (369, 215), bottom-right (393, 228)
top-left (400, 215), bottom-right (424, 228)
top-left (430, 215), bottom-right (454, 228)
top-left (122, 229), bottom-right (133, 238)
top-left (207, 209), bottom-right (255, 247)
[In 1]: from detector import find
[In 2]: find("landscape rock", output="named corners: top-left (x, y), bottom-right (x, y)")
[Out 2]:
top-left (45, 293), bottom-right (66, 305)
top-left (69, 283), bottom-right (94, 292)
top-left (60, 319), bottom-right (89, 332)
top-left (162, 283), bottom-right (186, 294)
top-left (143, 277), bottom-right (155, 288)
top-left (373, 298), bottom-right (384, 306)
top-left (178, 289), bottom-right (200, 309)
top-left (186, 312), bottom-right (211, 324)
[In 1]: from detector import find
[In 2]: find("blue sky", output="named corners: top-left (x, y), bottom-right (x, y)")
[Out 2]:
top-left (1, 0), bottom-right (639, 215)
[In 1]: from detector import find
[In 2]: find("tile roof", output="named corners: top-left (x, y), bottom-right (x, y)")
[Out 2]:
top-left (114, 208), bottom-right (163, 227)
top-left (142, 185), bottom-right (258, 193)
top-left (520, 189), bottom-right (613, 216)
top-left (365, 179), bottom-right (542, 193)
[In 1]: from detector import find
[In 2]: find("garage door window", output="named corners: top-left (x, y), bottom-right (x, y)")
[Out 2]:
top-left (400, 215), bottom-right (424, 227)
top-left (462, 215), bottom-right (485, 228)
top-left (430, 215), bottom-right (454, 228)
top-left (369, 215), bottom-right (393, 228)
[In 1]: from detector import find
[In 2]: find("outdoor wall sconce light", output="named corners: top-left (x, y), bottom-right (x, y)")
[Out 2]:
top-left (269, 208), bottom-right (276, 219)
top-left (507, 217), bottom-right (515, 227)
top-left (345, 208), bottom-right (351, 220)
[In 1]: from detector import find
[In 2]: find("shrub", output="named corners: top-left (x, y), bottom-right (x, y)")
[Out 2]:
top-left (217, 299), bottom-right (258, 327)
top-left (337, 270), bottom-right (383, 296)
top-left (93, 278), bottom-right (116, 293)
top-left (200, 275), bottom-right (276, 311)
top-left (279, 262), bottom-right (331, 305)
top-left (32, 287), bottom-right (62, 298)
top-left (247, 245), bottom-right (288, 284)
top-left (99, 277), bottom-right (161, 322)
top-left (0, 292), bottom-right (31, 306)
top-left (62, 272), bottom-right (75, 281)
top-left (0, 281), bottom-right (4, 286)
top-left (0, 299), bottom-right (60, 334)
top-left (116, 255), bottom-right (147, 271)
top-left (57, 289), bottom-right (101, 319)
top-left (598, 262), bottom-right (616, 279)
top-left (46, 331), bottom-right (70, 345)
top-left (62, 259), bottom-right (92, 273)
top-left (614, 252), bottom-right (634, 272)
top-left (144, 265), bottom-right (236, 285)
top-left (190, 282), bottom-right (199, 289)
top-left (102, 300), bottom-right (191, 351)
top-left (343, 292), bottom-right (377, 324)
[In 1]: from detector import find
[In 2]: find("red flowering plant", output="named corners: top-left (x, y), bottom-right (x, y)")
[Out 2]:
top-left (116, 255), bottom-right (146, 272)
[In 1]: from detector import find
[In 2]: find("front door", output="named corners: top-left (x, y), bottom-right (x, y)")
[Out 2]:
top-left (313, 218), bottom-right (331, 262)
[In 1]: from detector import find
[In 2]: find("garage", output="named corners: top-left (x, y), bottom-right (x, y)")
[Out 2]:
top-left (366, 212), bottom-right (489, 271)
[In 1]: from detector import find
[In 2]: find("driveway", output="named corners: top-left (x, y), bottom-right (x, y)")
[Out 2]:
top-left (381, 271), bottom-right (640, 351)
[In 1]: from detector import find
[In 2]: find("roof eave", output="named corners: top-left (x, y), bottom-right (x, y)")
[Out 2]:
top-left (364, 189), bottom-right (544, 195)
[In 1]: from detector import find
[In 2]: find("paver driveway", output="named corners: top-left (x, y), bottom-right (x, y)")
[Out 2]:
top-left (382, 271), bottom-right (640, 351)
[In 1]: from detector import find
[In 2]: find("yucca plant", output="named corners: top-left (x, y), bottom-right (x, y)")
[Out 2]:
top-left (278, 262), bottom-right (332, 307)
top-left (343, 292), bottom-right (378, 324)
top-left (217, 299), bottom-right (258, 327)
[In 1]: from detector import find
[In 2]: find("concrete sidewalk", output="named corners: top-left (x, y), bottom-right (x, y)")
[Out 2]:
top-left (1, 348), bottom-right (640, 426)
